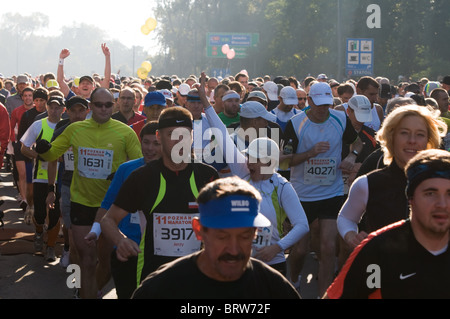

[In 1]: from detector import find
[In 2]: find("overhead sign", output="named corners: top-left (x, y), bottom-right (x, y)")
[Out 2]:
top-left (206, 33), bottom-right (259, 59)
top-left (346, 38), bottom-right (374, 77)
top-left (210, 68), bottom-right (231, 78)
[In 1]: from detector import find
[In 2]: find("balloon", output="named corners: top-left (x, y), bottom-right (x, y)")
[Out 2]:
top-left (145, 18), bottom-right (157, 31)
top-left (137, 67), bottom-right (148, 80)
top-left (227, 49), bottom-right (236, 60)
top-left (141, 61), bottom-right (152, 73)
top-left (221, 44), bottom-right (230, 55)
top-left (141, 25), bottom-right (151, 35)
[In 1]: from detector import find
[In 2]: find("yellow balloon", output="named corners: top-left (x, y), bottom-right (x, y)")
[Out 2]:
top-left (145, 18), bottom-right (157, 31)
top-left (141, 25), bottom-right (151, 35)
top-left (137, 67), bottom-right (148, 80)
top-left (141, 61), bottom-right (152, 73)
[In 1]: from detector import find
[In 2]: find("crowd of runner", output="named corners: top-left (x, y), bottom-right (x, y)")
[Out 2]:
top-left (0, 43), bottom-right (449, 299)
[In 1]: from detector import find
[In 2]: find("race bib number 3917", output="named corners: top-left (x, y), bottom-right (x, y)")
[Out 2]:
top-left (153, 213), bottom-right (201, 257)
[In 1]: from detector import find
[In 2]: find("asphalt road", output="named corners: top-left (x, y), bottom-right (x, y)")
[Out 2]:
top-left (0, 165), bottom-right (319, 299)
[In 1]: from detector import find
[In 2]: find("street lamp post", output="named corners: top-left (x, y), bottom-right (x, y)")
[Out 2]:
top-left (337, 0), bottom-right (343, 81)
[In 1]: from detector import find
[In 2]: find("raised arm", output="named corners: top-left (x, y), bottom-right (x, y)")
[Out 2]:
top-left (100, 43), bottom-right (111, 89)
top-left (57, 49), bottom-right (71, 98)
top-left (198, 72), bottom-right (248, 177)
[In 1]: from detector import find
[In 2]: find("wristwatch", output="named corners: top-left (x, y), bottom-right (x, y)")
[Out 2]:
top-left (351, 150), bottom-right (359, 157)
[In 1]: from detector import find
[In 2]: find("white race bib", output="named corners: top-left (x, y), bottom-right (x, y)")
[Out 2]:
top-left (77, 147), bottom-right (113, 179)
top-left (64, 147), bottom-right (75, 171)
top-left (153, 213), bottom-right (201, 257)
top-left (252, 225), bottom-right (273, 251)
top-left (304, 157), bottom-right (337, 186)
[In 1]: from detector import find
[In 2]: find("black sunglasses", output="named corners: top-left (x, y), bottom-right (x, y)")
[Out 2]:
top-left (92, 101), bottom-right (114, 109)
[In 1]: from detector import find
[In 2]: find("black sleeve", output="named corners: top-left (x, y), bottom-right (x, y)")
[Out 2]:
top-left (282, 120), bottom-right (299, 152)
top-left (113, 166), bottom-right (148, 213)
top-left (51, 123), bottom-right (70, 142)
top-left (17, 114), bottom-right (31, 141)
top-left (356, 148), bottom-right (385, 178)
top-left (342, 116), bottom-right (358, 145)
top-left (195, 164), bottom-right (219, 188)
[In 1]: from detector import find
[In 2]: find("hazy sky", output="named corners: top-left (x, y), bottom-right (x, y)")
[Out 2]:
top-left (4, 0), bottom-right (159, 51)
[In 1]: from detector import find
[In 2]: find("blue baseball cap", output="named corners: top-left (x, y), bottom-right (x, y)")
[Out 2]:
top-left (144, 91), bottom-right (167, 107)
top-left (198, 195), bottom-right (271, 229)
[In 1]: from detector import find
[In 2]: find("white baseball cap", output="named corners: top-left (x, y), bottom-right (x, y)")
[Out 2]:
top-left (159, 89), bottom-right (174, 101)
top-left (348, 95), bottom-right (373, 123)
top-left (247, 90), bottom-right (268, 103)
top-left (245, 137), bottom-right (280, 162)
top-left (178, 83), bottom-right (190, 96)
top-left (240, 101), bottom-right (277, 122)
top-left (280, 86), bottom-right (298, 105)
top-left (263, 81), bottom-right (278, 101)
top-left (309, 82), bottom-right (334, 106)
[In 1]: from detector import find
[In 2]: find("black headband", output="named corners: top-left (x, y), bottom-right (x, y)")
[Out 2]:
top-left (406, 164), bottom-right (450, 198)
top-left (158, 118), bottom-right (193, 130)
top-left (187, 94), bottom-right (201, 102)
top-left (33, 90), bottom-right (48, 101)
top-left (48, 96), bottom-right (65, 106)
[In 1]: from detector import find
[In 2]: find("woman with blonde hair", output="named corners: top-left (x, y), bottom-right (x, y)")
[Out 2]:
top-left (337, 104), bottom-right (447, 249)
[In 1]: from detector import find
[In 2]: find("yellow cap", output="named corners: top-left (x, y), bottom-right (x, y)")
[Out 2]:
top-left (46, 79), bottom-right (60, 89)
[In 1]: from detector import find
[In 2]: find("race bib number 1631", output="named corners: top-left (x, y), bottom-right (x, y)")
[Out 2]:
top-left (77, 147), bottom-right (113, 179)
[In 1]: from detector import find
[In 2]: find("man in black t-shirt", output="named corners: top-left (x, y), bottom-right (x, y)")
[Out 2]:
top-left (132, 176), bottom-right (300, 299)
top-left (325, 149), bottom-right (450, 299)
top-left (101, 107), bottom-right (219, 287)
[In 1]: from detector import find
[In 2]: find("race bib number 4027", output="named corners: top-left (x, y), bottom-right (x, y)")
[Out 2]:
top-left (153, 213), bottom-right (201, 257)
top-left (78, 147), bottom-right (113, 179)
top-left (304, 157), bottom-right (337, 186)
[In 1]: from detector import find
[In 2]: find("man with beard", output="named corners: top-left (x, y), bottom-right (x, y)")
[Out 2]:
top-left (132, 176), bottom-right (300, 299)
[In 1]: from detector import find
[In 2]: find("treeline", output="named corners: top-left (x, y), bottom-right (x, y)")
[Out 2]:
top-left (1, 1), bottom-right (449, 82)
top-left (154, 0), bottom-right (450, 82)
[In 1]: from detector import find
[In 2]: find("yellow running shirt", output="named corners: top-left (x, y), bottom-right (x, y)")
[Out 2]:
top-left (40, 118), bottom-right (142, 207)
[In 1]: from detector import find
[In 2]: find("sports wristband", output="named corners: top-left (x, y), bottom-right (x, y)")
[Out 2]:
top-left (90, 222), bottom-right (102, 239)
top-left (48, 184), bottom-right (56, 193)
top-left (59, 59), bottom-right (64, 66)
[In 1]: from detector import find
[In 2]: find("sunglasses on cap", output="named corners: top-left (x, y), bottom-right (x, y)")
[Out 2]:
top-left (48, 96), bottom-right (65, 106)
top-left (92, 101), bottom-right (114, 109)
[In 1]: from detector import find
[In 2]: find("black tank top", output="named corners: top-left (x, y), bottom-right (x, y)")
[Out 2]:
top-left (362, 160), bottom-right (409, 233)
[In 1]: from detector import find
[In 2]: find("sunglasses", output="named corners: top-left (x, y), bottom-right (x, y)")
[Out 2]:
top-left (92, 101), bottom-right (114, 109)
top-left (298, 97), bottom-right (307, 101)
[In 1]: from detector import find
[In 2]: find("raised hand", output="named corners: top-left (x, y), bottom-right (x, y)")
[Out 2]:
top-left (59, 49), bottom-right (70, 60)
top-left (101, 43), bottom-right (110, 57)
